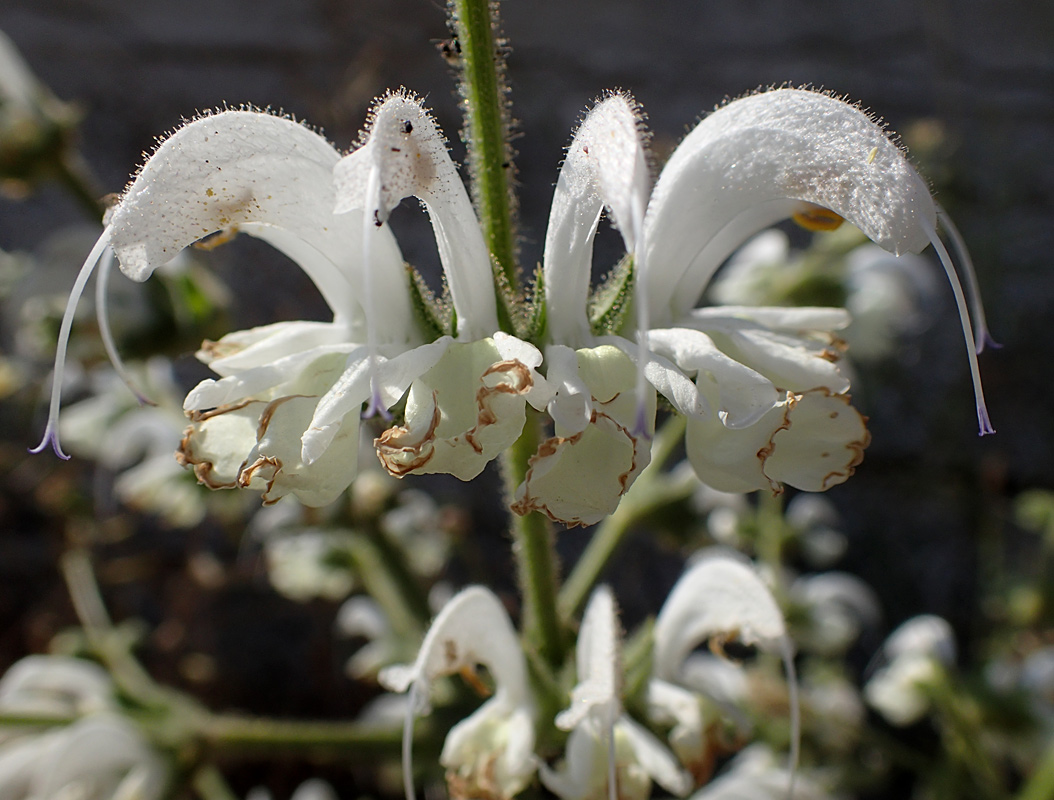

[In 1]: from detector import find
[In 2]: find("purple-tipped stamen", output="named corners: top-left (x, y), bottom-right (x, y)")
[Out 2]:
top-left (30, 230), bottom-right (113, 459)
top-left (921, 218), bottom-right (995, 436)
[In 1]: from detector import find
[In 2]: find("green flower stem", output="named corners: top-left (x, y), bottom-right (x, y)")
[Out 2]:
top-left (55, 151), bottom-right (106, 220)
top-left (191, 764), bottom-right (240, 800)
top-left (558, 415), bottom-right (691, 622)
top-left (0, 712), bottom-right (76, 728)
top-left (1018, 739), bottom-right (1054, 800)
top-left (449, 0), bottom-right (518, 290)
top-left (60, 548), bottom-right (172, 709)
top-left (503, 412), bottom-right (567, 668)
top-left (199, 714), bottom-right (431, 761)
top-left (349, 523), bottom-right (431, 637)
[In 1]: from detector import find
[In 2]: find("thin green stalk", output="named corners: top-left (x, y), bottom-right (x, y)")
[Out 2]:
top-left (558, 416), bottom-right (690, 622)
top-left (449, 0), bottom-right (517, 291)
top-left (60, 548), bottom-right (171, 709)
top-left (1018, 739), bottom-right (1054, 800)
top-left (502, 412), bottom-right (567, 667)
top-left (191, 764), bottom-right (240, 800)
top-left (200, 714), bottom-right (424, 759)
top-left (350, 522), bottom-right (432, 636)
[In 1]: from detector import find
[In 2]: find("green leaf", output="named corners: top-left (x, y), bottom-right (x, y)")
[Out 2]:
top-left (589, 254), bottom-right (634, 336)
top-left (407, 264), bottom-right (453, 340)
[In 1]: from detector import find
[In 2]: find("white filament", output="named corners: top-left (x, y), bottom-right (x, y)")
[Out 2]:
top-left (360, 162), bottom-right (389, 420)
top-left (937, 207), bottom-right (998, 354)
top-left (30, 230), bottom-right (113, 458)
top-left (94, 247), bottom-right (154, 407)
top-left (920, 216), bottom-right (995, 435)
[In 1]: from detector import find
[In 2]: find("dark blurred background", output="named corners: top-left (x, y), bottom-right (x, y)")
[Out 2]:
top-left (0, 0), bottom-right (1052, 791)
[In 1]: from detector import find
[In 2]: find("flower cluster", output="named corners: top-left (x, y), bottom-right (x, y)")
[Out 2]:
top-left (378, 551), bottom-right (799, 800)
top-left (33, 87), bottom-right (993, 526)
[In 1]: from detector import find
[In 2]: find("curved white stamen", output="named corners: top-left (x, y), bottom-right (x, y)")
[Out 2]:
top-left (937, 207), bottom-right (999, 354)
top-left (401, 681), bottom-right (419, 800)
top-left (361, 162), bottom-right (390, 420)
top-left (95, 248), bottom-right (154, 407)
top-left (920, 217), bottom-right (995, 435)
top-left (30, 230), bottom-right (113, 458)
top-left (780, 635), bottom-right (800, 800)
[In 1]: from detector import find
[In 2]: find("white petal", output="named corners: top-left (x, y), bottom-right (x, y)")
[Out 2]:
top-left (646, 328), bottom-right (778, 428)
top-left (653, 554), bottom-right (787, 683)
top-left (380, 586), bottom-right (529, 707)
top-left (239, 395), bottom-right (361, 507)
top-left (544, 94), bottom-right (650, 345)
top-left (644, 88), bottom-right (935, 324)
top-left (334, 94), bottom-right (498, 338)
top-left (185, 343), bottom-right (358, 411)
top-left (0, 656), bottom-right (113, 716)
top-left (108, 110), bottom-right (410, 336)
top-left (599, 336), bottom-right (708, 418)
top-left (543, 344), bottom-right (593, 435)
top-left (619, 715), bottom-right (693, 797)
top-left (883, 615), bottom-right (956, 664)
top-left (32, 714), bottom-right (165, 800)
top-left (680, 311), bottom-right (850, 394)
top-left (687, 305), bottom-right (851, 334)
top-left (557, 586), bottom-right (622, 731)
top-left (303, 338), bottom-right (452, 464)
top-left (374, 338), bottom-right (535, 481)
top-left (512, 346), bottom-right (654, 527)
top-left (199, 320), bottom-right (354, 376)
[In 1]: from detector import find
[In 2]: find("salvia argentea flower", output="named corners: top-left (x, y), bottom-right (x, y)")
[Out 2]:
top-left (32, 94), bottom-right (547, 506)
top-left (540, 586), bottom-right (692, 800)
top-left (379, 586), bottom-right (537, 800)
top-left (34, 86), bottom-right (993, 520)
top-left (648, 552), bottom-right (799, 783)
top-left (519, 87), bottom-right (993, 524)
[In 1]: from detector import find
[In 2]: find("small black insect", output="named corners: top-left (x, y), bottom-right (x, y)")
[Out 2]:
top-left (403, 120), bottom-right (413, 134)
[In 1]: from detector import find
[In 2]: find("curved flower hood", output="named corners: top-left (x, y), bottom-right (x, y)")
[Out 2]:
top-left (380, 586), bottom-right (536, 800)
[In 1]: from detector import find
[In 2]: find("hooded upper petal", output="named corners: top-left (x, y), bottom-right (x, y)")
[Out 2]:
top-left (543, 94), bottom-right (650, 346)
top-left (652, 553), bottom-right (789, 684)
top-left (642, 88), bottom-right (934, 325)
top-left (108, 109), bottom-right (411, 339)
top-left (379, 586), bottom-right (536, 800)
top-left (334, 93), bottom-right (498, 339)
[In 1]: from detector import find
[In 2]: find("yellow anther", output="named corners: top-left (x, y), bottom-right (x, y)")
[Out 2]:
top-left (867, 146), bottom-right (878, 164)
top-left (792, 204), bottom-right (844, 232)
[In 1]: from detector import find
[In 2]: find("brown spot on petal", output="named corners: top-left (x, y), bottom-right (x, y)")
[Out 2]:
top-left (176, 424), bottom-right (244, 490)
top-left (238, 455), bottom-right (282, 503)
top-left (185, 399), bottom-right (255, 423)
top-left (510, 410), bottom-right (645, 528)
top-left (375, 359), bottom-right (534, 478)
top-left (374, 393), bottom-right (442, 477)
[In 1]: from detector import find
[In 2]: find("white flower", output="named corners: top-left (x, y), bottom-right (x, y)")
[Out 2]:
top-left (33, 96), bottom-right (546, 506)
top-left (541, 587), bottom-right (691, 800)
top-left (864, 614), bottom-right (956, 726)
top-left (528, 87), bottom-right (993, 522)
top-left (0, 656), bottom-right (167, 800)
top-left (379, 586), bottom-right (536, 800)
top-left (789, 572), bottom-right (881, 656)
top-left (688, 744), bottom-right (831, 800)
top-left (648, 553), bottom-right (798, 780)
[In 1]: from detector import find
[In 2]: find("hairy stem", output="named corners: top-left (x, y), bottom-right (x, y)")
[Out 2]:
top-left (449, 0), bottom-right (518, 292)
top-left (558, 415), bottom-right (691, 622)
top-left (503, 412), bottom-right (567, 667)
